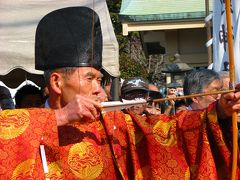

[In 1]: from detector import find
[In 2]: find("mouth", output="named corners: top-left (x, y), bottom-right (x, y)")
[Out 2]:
top-left (130, 106), bottom-right (143, 110)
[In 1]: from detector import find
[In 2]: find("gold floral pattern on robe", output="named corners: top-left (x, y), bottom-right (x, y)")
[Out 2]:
top-left (0, 102), bottom-right (240, 179)
top-left (0, 109), bottom-right (30, 140)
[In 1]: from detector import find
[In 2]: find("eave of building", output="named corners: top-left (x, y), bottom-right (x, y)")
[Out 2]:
top-left (119, 0), bottom-right (213, 35)
top-left (121, 18), bottom-right (207, 36)
top-left (120, 13), bottom-right (210, 35)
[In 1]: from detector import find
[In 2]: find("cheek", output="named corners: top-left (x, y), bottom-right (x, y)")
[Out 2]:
top-left (61, 81), bottom-right (81, 101)
top-left (77, 81), bottom-right (94, 94)
top-left (204, 96), bottom-right (217, 105)
top-left (61, 87), bottom-right (77, 103)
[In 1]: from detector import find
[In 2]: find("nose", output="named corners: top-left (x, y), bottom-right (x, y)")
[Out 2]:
top-left (92, 80), bottom-right (102, 94)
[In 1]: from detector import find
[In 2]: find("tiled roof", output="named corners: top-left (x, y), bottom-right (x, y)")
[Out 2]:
top-left (120, 0), bottom-right (213, 22)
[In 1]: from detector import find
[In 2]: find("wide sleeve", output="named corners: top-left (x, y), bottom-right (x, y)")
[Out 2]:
top-left (0, 108), bottom-right (58, 179)
top-left (126, 102), bottom-right (237, 179)
top-left (127, 112), bottom-right (189, 179)
top-left (176, 102), bottom-right (239, 179)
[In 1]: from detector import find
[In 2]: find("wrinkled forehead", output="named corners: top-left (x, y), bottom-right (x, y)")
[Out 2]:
top-left (205, 79), bottom-right (223, 90)
top-left (55, 66), bottom-right (102, 75)
top-left (68, 67), bottom-right (103, 79)
top-left (78, 67), bottom-right (103, 77)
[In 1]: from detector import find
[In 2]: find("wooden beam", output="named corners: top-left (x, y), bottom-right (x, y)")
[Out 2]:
top-left (122, 21), bottom-right (205, 36)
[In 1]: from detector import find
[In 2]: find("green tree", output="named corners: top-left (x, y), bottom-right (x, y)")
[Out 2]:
top-left (106, 0), bottom-right (166, 87)
top-left (119, 53), bottom-right (148, 79)
top-left (106, 0), bottom-right (148, 80)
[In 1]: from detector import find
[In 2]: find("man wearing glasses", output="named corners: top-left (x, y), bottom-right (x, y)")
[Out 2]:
top-left (121, 77), bottom-right (150, 115)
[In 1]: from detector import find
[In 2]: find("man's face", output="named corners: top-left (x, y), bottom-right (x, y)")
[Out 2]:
top-left (122, 90), bottom-right (148, 115)
top-left (60, 67), bottom-right (103, 106)
top-left (128, 104), bottom-right (147, 115)
top-left (195, 79), bottom-right (223, 109)
top-left (222, 77), bottom-right (230, 90)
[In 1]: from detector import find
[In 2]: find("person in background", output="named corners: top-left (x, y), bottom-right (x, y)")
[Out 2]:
top-left (146, 83), bottom-right (162, 115)
top-left (163, 82), bottom-right (183, 115)
top-left (41, 86), bottom-right (49, 103)
top-left (15, 84), bottom-right (44, 108)
top-left (148, 83), bottom-right (159, 92)
top-left (183, 69), bottom-right (222, 110)
top-left (174, 99), bottom-right (188, 113)
top-left (103, 80), bottom-right (113, 101)
top-left (121, 77), bottom-right (149, 115)
top-left (0, 85), bottom-right (15, 110)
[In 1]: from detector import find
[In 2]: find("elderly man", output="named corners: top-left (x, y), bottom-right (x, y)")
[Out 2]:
top-left (1, 7), bottom-right (240, 179)
top-left (0, 7), bottom-right (127, 179)
top-left (183, 69), bottom-right (223, 110)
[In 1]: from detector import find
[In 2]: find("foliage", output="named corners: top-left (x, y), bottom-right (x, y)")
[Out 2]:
top-left (106, 0), bottom-right (165, 85)
top-left (107, 0), bottom-right (131, 54)
top-left (119, 53), bottom-right (148, 79)
top-left (106, 0), bottom-right (147, 78)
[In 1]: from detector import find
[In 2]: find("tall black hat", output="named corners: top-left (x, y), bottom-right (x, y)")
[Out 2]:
top-left (35, 7), bottom-right (102, 70)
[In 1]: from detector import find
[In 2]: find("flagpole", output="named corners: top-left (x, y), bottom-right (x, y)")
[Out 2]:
top-left (205, 0), bottom-right (212, 65)
top-left (225, 0), bottom-right (238, 179)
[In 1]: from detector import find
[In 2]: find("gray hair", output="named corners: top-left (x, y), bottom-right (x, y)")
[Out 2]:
top-left (44, 67), bottom-right (77, 85)
top-left (183, 69), bottom-right (221, 105)
top-left (218, 71), bottom-right (229, 79)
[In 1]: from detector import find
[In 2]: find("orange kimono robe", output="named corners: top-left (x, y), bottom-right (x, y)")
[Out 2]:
top-left (127, 102), bottom-right (240, 179)
top-left (0, 109), bottom-right (130, 179)
top-left (0, 103), bottom-right (239, 179)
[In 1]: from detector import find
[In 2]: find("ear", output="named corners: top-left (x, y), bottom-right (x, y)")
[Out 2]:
top-left (49, 72), bottom-right (63, 95)
top-left (191, 97), bottom-right (200, 104)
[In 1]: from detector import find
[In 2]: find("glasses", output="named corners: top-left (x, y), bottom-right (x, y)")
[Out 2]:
top-left (122, 91), bottom-right (149, 100)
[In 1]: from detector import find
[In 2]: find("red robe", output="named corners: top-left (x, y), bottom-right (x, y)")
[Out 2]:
top-left (127, 103), bottom-right (240, 179)
top-left (0, 103), bottom-right (239, 179)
